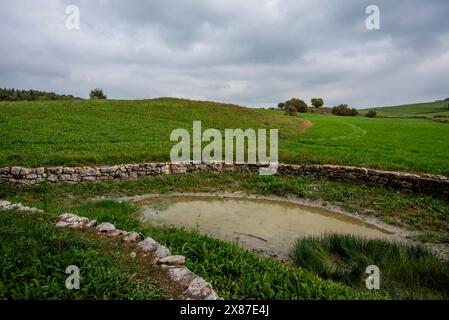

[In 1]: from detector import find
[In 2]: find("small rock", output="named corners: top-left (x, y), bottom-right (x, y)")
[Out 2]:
top-left (86, 220), bottom-right (97, 228)
top-left (184, 277), bottom-right (214, 298)
top-left (0, 200), bottom-right (11, 208)
top-left (157, 255), bottom-right (185, 266)
top-left (67, 221), bottom-right (84, 229)
top-left (123, 231), bottom-right (144, 243)
top-left (66, 216), bottom-right (89, 224)
top-left (108, 229), bottom-right (126, 237)
top-left (138, 237), bottom-right (159, 252)
top-left (56, 221), bottom-right (69, 228)
top-left (153, 245), bottom-right (171, 260)
top-left (96, 222), bottom-right (116, 233)
top-left (168, 267), bottom-right (194, 282)
top-left (59, 213), bottom-right (80, 220)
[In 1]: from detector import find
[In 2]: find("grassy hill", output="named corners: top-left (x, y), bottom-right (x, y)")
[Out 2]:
top-left (361, 100), bottom-right (449, 118)
top-left (1, 98), bottom-right (449, 175)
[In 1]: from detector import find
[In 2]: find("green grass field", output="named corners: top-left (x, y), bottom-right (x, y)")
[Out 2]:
top-left (1, 98), bottom-right (449, 175)
top-left (0, 210), bottom-right (166, 299)
top-left (361, 100), bottom-right (449, 118)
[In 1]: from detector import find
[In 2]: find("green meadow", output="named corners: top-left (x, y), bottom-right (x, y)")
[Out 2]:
top-left (1, 98), bottom-right (449, 175)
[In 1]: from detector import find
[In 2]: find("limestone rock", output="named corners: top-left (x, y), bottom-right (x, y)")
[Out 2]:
top-left (168, 267), bottom-right (194, 282)
top-left (86, 220), bottom-right (97, 228)
top-left (184, 277), bottom-right (215, 299)
top-left (108, 229), bottom-right (127, 237)
top-left (123, 231), bottom-right (144, 243)
top-left (137, 237), bottom-right (159, 252)
top-left (56, 221), bottom-right (70, 228)
top-left (157, 255), bottom-right (185, 266)
top-left (154, 245), bottom-right (171, 260)
top-left (96, 222), bottom-right (116, 233)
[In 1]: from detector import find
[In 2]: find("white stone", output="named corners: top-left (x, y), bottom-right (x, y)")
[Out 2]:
top-left (86, 220), bottom-right (97, 228)
top-left (168, 267), bottom-right (194, 282)
top-left (96, 222), bottom-right (116, 233)
top-left (108, 229), bottom-right (127, 237)
top-left (154, 245), bottom-right (171, 260)
top-left (59, 213), bottom-right (79, 220)
top-left (56, 221), bottom-right (69, 228)
top-left (137, 237), bottom-right (159, 252)
top-left (123, 231), bottom-right (144, 243)
top-left (184, 277), bottom-right (214, 298)
top-left (0, 200), bottom-right (11, 208)
top-left (157, 255), bottom-right (185, 266)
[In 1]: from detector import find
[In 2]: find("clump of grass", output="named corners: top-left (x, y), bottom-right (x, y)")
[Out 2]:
top-left (292, 234), bottom-right (449, 299)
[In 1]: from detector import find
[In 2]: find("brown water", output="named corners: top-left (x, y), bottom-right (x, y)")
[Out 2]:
top-left (137, 195), bottom-right (392, 261)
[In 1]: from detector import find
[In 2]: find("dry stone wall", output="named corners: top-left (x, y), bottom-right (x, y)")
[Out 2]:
top-left (0, 162), bottom-right (448, 198)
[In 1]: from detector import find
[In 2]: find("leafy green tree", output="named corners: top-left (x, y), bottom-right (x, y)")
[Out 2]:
top-left (285, 98), bottom-right (308, 113)
top-left (311, 98), bottom-right (324, 108)
top-left (89, 88), bottom-right (107, 100)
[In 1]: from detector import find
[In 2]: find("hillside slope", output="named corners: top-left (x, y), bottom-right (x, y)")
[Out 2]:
top-left (1, 98), bottom-right (449, 175)
top-left (361, 100), bottom-right (449, 118)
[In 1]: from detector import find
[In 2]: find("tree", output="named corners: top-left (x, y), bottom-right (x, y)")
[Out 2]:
top-left (332, 104), bottom-right (358, 116)
top-left (285, 105), bottom-right (298, 116)
top-left (311, 98), bottom-right (324, 108)
top-left (285, 98), bottom-right (308, 113)
top-left (89, 88), bottom-right (107, 100)
top-left (277, 102), bottom-right (285, 109)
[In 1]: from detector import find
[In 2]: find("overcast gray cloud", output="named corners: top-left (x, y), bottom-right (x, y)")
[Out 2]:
top-left (0, 0), bottom-right (448, 107)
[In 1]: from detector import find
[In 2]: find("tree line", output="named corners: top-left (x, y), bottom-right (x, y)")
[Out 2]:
top-left (0, 87), bottom-right (81, 101)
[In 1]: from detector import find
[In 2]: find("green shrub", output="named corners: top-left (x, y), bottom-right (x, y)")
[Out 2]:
top-left (311, 98), bottom-right (324, 108)
top-left (285, 98), bottom-right (308, 113)
top-left (332, 104), bottom-right (358, 116)
top-left (293, 234), bottom-right (449, 299)
top-left (366, 110), bottom-right (377, 118)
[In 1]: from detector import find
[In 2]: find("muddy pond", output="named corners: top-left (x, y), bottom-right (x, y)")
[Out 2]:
top-left (135, 195), bottom-right (392, 262)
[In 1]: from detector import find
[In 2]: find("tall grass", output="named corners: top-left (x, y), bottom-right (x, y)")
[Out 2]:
top-left (293, 234), bottom-right (449, 299)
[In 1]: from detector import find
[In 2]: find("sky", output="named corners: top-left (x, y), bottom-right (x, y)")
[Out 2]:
top-left (0, 0), bottom-right (448, 108)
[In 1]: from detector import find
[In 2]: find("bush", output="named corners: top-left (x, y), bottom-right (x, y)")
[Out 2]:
top-left (285, 105), bottom-right (298, 116)
top-left (311, 98), bottom-right (324, 108)
top-left (366, 110), bottom-right (377, 118)
top-left (293, 234), bottom-right (449, 299)
top-left (89, 88), bottom-right (107, 100)
top-left (285, 98), bottom-right (308, 113)
top-left (332, 104), bottom-right (358, 116)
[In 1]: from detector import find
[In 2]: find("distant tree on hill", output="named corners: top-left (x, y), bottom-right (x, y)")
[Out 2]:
top-left (311, 98), bottom-right (324, 108)
top-left (285, 98), bottom-right (308, 113)
top-left (332, 104), bottom-right (359, 116)
top-left (89, 88), bottom-right (107, 100)
top-left (0, 87), bottom-right (79, 101)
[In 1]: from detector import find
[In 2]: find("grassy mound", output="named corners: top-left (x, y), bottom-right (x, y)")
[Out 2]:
top-left (292, 234), bottom-right (449, 299)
